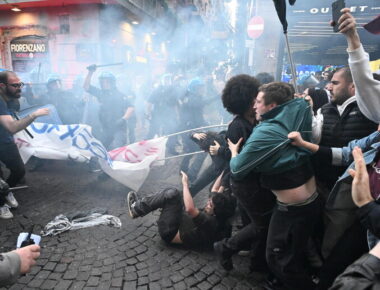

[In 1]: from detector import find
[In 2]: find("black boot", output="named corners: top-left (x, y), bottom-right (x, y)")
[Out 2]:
top-left (128, 188), bottom-right (181, 218)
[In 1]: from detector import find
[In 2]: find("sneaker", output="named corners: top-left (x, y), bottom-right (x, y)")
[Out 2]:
top-left (5, 192), bottom-right (18, 208)
top-left (0, 205), bottom-right (13, 219)
top-left (213, 241), bottom-right (233, 271)
top-left (127, 191), bottom-right (139, 219)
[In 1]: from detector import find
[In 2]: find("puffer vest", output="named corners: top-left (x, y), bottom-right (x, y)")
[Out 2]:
top-left (320, 101), bottom-right (378, 148)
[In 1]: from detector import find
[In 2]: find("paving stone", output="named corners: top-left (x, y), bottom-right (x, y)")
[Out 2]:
top-left (184, 276), bottom-right (199, 288)
top-left (198, 280), bottom-right (213, 290)
top-left (103, 257), bottom-right (114, 266)
top-left (194, 271), bottom-right (207, 282)
top-left (170, 274), bottom-right (184, 283)
top-left (27, 278), bottom-right (44, 288)
top-left (55, 280), bottom-right (72, 290)
top-left (50, 254), bottom-right (63, 262)
top-left (86, 277), bottom-right (100, 287)
top-left (101, 272), bottom-right (112, 281)
top-left (161, 277), bottom-right (173, 288)
top-left (55, 263), bottom-right (68, 273)
top-left (101, 265), bottom-right (113, 272)
top-left (17, 274), bottom-right (33, 284)
top-left (137, 268), bottom-right (149, 277)
top-left (29, 265), bottom-right (41, 275)
top-left (40, 279), bottom-right (58, 289)
top-left (8, 284), bottom-right (23, 290)
top-left (79, 265), bottom-right (92, 272)
top-left (149, 271), bottom-right (161, 282)
top-left (36, 270), bottom-right (51, 280)
top-left (149, 282), bottom-right (161, 290)
top-left (63, 270), bottom-right (78, 280)
top-left (90, 268), bottom-right (102, 276)
top-left (97, 281), bottom-right (111, 290)
top-left (77, 272), bottom-right (91, 281)
top-left (212, 285), bottom-right (228, 290)
top-left (69, 281), bottom-right (86, 290)
top-left (111, 277), bottom-right (123, 287)
top-left (180, 267), bottom-right (193, 277)
top-left (174, 281), bottom-right (188, 290)
top-left (44, 262), bottom-right (57, 271)
top-left (124, 271), bottom-right (137, 281)
top-left (137, 276), bottom-right (149, 286)
top-left (48, 272), bottom-right (62, 280)
top-left (113, 268), bottom-right (123, 278)
top-left (207, 273), bottom-right (221, 285)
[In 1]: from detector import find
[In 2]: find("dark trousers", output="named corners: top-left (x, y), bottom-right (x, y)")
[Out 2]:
top-left (266, 193), bottom-right (322, 290)
top-left (222, 178), bottom-right (275, 269)
top-left (189, 161), bottom-right (220, 197)
top-left (134, 187), bottom-right (183, 243)
top-left (0, 142), bottom-right (24, 206)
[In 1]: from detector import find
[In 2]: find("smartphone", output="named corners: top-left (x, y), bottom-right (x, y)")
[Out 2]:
top-left (332, 0), bottom-right (346, 32)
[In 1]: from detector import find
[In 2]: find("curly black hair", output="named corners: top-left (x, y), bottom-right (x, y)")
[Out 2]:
top-left (221, 74), bottom-right (260, 116)
top-left (210, 192), bottom-right (236, 221)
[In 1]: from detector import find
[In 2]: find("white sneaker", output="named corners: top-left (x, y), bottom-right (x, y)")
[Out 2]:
top-left (5, 192), bottom-right (18, 208)
top-left (0, 205), bottom-right (13, 219)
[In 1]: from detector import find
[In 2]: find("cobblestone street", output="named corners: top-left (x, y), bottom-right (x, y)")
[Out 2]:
top-left (0, 159), bottom-right (265, 289)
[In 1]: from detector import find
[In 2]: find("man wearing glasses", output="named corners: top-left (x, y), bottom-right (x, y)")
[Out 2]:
top-left (0, 71), bottom-right (49, 219)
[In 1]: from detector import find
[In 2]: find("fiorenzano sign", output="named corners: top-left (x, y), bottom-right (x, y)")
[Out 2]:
top-left (10, 43), bottom-right (46, 53)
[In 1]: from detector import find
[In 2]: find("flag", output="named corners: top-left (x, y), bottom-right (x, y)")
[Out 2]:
top-left (364, 14), bottom-right (380, 35)
top-left (100, 137), bottom-right (167, 191)
top-left (273, 0), bottom-right (296, 34)
top-left (14, 122), bottom-right (167, 191)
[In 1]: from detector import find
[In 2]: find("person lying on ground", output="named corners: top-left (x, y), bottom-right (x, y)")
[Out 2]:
top-left (127, 171), bottom-right (235, 248)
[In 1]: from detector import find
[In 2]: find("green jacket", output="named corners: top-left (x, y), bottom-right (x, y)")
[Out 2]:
top-left (230, 98), bottom-right (312, 180)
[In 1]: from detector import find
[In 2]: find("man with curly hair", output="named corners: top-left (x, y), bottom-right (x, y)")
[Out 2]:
top-left (213, 74), bottom-right (275, 272)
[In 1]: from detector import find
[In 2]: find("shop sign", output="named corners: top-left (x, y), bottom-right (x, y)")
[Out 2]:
top-left (10, 36), bottom-right (48, 60)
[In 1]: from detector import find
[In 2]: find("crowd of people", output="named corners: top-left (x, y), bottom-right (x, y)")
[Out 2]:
top-left (0, 8), bottom-right (380, 289)
top-left (128, 10), bottom-right (380, 290)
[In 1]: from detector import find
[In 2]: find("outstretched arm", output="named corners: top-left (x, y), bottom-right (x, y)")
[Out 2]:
top-left (338, 8), bottom-right (380, 123)
top-left (181, 171), bottom-right (199, 217)
top-left (288, 131), bottom-right (319, 153)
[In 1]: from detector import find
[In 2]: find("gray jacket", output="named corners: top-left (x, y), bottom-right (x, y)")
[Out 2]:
top-left (0, 252), bottom-right (21, 287)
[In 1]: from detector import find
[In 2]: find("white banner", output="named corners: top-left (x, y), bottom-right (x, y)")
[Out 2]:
top-left (14, 123), bottom-right (167, 191)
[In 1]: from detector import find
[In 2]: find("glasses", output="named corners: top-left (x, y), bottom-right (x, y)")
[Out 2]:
top-left (7, 82), bottom-right (24, 88)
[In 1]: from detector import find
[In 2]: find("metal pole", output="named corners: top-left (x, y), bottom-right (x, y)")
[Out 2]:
top-left (162, 124), bottom-right (228, 139)
top-left (156, 150), bottom-right (204, 162)
top-left (9, 185), bottom-right (28, 191)
top-left (284, 32), bottom-right (298, 93)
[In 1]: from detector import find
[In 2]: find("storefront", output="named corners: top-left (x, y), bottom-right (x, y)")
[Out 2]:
top-left (10, 35), bottom-right (49, 73)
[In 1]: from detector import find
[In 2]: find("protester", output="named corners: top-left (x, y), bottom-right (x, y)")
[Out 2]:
top-left (229, 82), bottom-right (320, 289)
top-left (186, 131), bottom-right (229, 197)
top-left (0, 71), bottom-right (49, 218)
top-left (330, 147), bottom-right (380, 289)
top-left (213, 74), bottom-right (275, 272)
top-left (303, 87), bottom-right (329, 115)
top-left (127, 171), bottom-right (234, 248)
top-left (0, 244), bottom-right (41, 287)
top-left (337, 8), bottom-right (380, 123)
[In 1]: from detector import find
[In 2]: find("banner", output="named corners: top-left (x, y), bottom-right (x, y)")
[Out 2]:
top-left (14, 123), bottom-right (167, 191)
